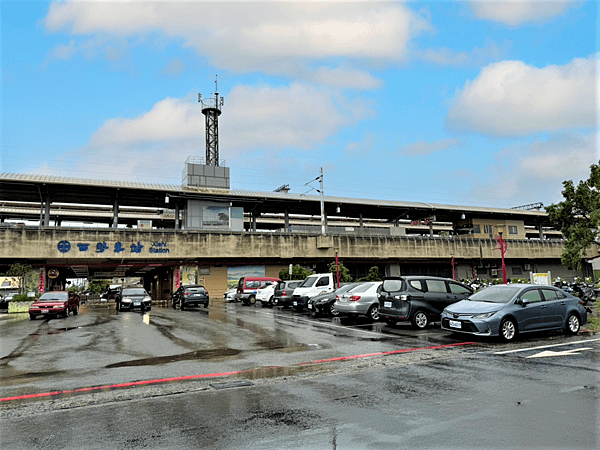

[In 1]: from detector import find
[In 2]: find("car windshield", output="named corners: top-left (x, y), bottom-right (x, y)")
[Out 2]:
top-left (300, 277), bottom-right (317, 287)
top-left (468, 285), bottom-right (522, 303)
top-left (122, 288), bottom-right (146, 296)
top-left (39, 293), bottom-right (68, 302)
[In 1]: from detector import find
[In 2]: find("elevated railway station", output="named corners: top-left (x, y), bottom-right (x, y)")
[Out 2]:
top-left (1, 167), bottom-right (596, 303)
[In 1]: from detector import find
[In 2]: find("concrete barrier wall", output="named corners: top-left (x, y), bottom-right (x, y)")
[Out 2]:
top-left (1, 227), bottom-right (597, 262)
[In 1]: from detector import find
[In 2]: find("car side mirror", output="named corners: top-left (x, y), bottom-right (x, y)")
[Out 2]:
top-left (518, 299), bottom-right (528, 307)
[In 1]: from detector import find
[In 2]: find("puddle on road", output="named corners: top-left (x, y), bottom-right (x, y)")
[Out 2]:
top-left (105, 347), bottom-right (242, 368)
top-left (238, 363), bottom-right (333, 380)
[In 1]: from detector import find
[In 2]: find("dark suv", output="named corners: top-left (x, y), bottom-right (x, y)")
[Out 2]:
top-left (272, 280), bottom-right (304, 307)
top-left (172, 285), bottom-right (209, 310)
top-left (378, 276), bottom-right (472, 329)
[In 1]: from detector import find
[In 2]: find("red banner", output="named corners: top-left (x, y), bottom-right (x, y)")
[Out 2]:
top-left (39, 268), bottom-right (45, 293)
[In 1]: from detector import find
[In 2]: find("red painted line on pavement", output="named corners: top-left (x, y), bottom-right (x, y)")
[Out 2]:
top-left (0, 342), bottom-right (475, 403)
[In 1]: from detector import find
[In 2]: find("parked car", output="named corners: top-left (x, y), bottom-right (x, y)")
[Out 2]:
top-left (172, 285), bottom-right (210, 310)
top-left (441, 284), bottom-right (588, 341)
top-left (333, 282), bottom-right (383, 321)
top-left (272, 280), bottom-right (304, 307)
top-left (257, 283), bottom-right (277, 307)
top-left (292, 273), bottom-right (336, 312)
top-left (0, 292), bottom-right (16, 309)
top-left (308, 283), bottom-right (361, 316)
top-left (29, 291), bottom-right (80, 320)
top-left (102, 285), bottom-right (122, 302)
top-left (116, 286), bottom-right (152, 312)
top-left (235, 276), bottom-right (281, 305)
top-left (223, 288), bottom-right (237, 302)
top-left (379, 276), bottom-right (473, 329)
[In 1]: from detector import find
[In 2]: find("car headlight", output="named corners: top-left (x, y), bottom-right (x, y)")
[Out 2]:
top-left (144, 297), bottom-right (151, 302)
top-left (53, 305), bottom-right (64, 308)
top-left (472, 311), bottom-right (497, 319)
top-left (122, 298), bottom-right (132, 303)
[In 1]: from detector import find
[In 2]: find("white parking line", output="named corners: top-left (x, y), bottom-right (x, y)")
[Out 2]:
top-left (494, 338), bottom-right (600, 355)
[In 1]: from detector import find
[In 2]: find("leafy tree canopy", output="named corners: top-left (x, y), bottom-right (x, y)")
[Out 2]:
top-left (328, 261), bottom-right (353, 283)
top-left (546, 161), bottom-right (600, 270)
top-left (278, 265), bottom-right (314, 281)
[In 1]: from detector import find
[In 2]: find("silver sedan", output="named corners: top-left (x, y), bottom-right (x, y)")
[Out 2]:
top-left (333, 282), bottom-right (383, 321)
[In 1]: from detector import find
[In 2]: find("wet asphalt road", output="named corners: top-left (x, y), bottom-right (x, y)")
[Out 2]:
top-left (1, 302), bottom-right (598, 449)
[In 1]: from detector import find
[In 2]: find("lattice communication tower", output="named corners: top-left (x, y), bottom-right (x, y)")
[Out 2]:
top-left (198, 77), bottom-right (224, 166)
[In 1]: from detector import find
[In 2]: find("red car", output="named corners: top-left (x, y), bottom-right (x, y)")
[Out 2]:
top-left (29, 291), bottom-right (80, 320)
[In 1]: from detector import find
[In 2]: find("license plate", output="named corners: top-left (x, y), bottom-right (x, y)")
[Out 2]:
top-left (293, 301), bottom-right (297, 306)
top-left (134, 302), bottom-right (141, 306)
top-left (449, 320), bottom-right (461, 329)
top-left (384, 302), bottom-right (392, 308)
top-left (41, 310), bottom-right (48, 313)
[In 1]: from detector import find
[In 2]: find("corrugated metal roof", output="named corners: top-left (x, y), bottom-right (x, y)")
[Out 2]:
top-left (0, 172), bottom-right (547, 217)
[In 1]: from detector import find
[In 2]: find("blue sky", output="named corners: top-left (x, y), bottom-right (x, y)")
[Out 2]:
top-left (2, 0), bottom-right (598, 209)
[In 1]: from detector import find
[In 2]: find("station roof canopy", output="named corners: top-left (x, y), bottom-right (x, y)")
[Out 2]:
top-left (0, 172), bottom-right (551, 226)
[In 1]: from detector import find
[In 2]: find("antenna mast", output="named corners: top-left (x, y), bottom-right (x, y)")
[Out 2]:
top-left (198, 76), bottom-right (224, 166)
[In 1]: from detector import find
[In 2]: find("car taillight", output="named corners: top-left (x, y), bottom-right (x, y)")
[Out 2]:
top-left (184, 292), bottom-right (190, 296)
top-left (350, 296), bottom-right (361, 302)
top-left (282, 290), bottom-right (287, 296)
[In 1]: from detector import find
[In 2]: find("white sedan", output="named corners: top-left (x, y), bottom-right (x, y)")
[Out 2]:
top-left (256, 284), bottom-right (277, 307)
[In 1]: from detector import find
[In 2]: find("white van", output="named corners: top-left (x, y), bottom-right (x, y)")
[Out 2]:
top-left (291, 273), bottom-right (335, 311)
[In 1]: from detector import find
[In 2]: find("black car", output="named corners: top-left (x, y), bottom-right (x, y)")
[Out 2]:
top-left (272, 280), bottom-right (304, 307)
top-left (172, 285), bottom-right (209, 310)
top-left (308, 283), bottom-right (360, 316)
top-left (116, 287), bottom-right (152, 312)
top-left (378, 276), bottom-right (473, 329)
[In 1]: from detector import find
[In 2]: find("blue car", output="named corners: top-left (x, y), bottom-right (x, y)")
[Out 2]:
top-left (441, 284), bottom-right (587, 341)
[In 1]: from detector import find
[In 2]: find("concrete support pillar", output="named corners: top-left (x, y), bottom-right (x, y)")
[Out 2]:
top-left (538, 223), bottom-right (544, 240)
top-left (284, 209), bottom-right (290, 231)
top-left (112, 197), bottom-right (119, 229)
top-left (43, 195), bottom-right (51, 227)
top-left (252, 213), bottom-right (257, 232)
top-left (175, 203), bottom-right (180, 230)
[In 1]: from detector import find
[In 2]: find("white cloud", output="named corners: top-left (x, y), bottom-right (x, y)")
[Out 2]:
top-left (399, 138), bottom-right (464, 156)
top-left (469, 0), bottom-right (576, 26)
top-left (446, 55), bottom-right (598, 137)
top-left (40, 83), bottom-right (375, 182)
top-left (42, 1), bottom-right (429, 85)
top-left (460, 132), bottom-right (599, 206)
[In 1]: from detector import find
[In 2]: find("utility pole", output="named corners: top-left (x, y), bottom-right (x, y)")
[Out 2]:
top-left (320, 167), bottom-right (325, 234)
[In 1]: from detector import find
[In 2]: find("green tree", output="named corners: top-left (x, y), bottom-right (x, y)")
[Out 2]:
top-left (88, 280), bottom-right (111, 294)
top-left (5, 263), bottom-right (33, 294)
top-left (366, 266), bottom-right (381, 281)
top-left (328, 261), bottom-right (353, 283)
top-left (547, 161), bottom-right (600, 270)
top-left (278, 265), bottom-right (314, 281)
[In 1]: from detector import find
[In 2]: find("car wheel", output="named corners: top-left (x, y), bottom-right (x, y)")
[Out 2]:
top-left (73, 305), bottom-right (79, 316)
top-left (204, 303), bottom-right (209, 308)
top-left (294, 305), bottom-right (303, 312)
top-left (181, 304), bottom-right (185, 311)
top-left (565, 313), bottom-right (580, 335)
top-left (330, 306), bottom-right (339, 317)
top-left (411, 310), bottom-right (429, 329)
top-left (64, 309), bottom-right (69, 318)
top-left (367, 304), bottom-right (380, 321)
top-left (29, 314), bottom-right (36, 320)
top-left (272, 298), bottom-right (278, 306)
top-left (500, 318), bottom-right (517, 341)
top-left (385, 318), bottom-right (397, 326)
top-left (248, 296), bottom-right (256, 305)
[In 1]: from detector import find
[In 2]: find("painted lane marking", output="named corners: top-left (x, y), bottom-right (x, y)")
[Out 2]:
top-left (526, 347), bottom-right (593, 358)
top-left (0, 341), bottom-right (475, 403)
top-left (494, 338), bottom-right (600, 355)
